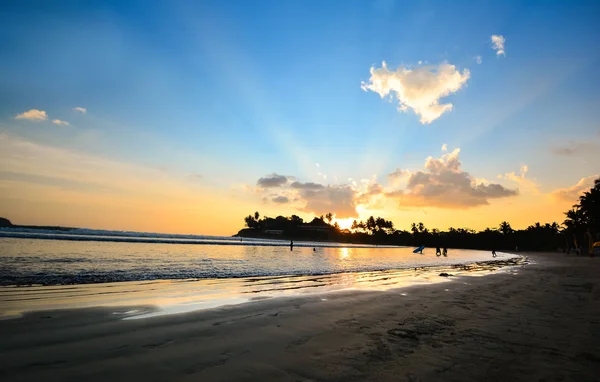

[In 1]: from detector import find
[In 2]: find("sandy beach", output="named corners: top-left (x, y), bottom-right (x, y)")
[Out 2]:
top-left (1, 252), bottom-right (599, 382)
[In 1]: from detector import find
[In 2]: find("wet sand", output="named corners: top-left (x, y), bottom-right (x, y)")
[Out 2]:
top-left (1, 252), bottom-right (599, 381)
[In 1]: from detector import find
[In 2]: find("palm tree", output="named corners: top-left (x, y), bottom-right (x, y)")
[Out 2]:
top-left (411, 223), bottom-right (418, 234)
top-left (325, 212), bottom-right (333, 224)
top-left (499, 221), bottom-right (512, 235)
top-left (244, 215), bottom-right (257, 229)
top-left (366, 216), bottom-right (376, 234)
top-left (564, 207), bottom-right (585, 251)
top-left (579, 178), bottom-right (600, 235)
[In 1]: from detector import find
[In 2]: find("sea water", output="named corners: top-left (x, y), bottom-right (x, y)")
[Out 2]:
top-left (0, 228), bottom-right (521, 319)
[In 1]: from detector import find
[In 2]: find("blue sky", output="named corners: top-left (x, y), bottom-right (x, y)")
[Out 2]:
top-left (1, 0), bottom-right (599, 233)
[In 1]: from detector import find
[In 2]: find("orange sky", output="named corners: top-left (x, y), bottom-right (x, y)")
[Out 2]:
top-left (1, 133), bottom-right (591, 235)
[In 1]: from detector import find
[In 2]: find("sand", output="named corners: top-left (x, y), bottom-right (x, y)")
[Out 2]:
top-left (1, 252), bottom-right (599, 382)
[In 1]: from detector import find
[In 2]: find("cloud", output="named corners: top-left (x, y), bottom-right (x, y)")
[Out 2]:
top-left (551, 140), bottom-right (597, 156)
top-left (502, 164), bottom-right (539, 194)
top-left (441, 143), bottom-right (448, 152)
top-left (255, 176), bottom-right (363, 218)
top-left (355, 182), bottom-right (384, 205)
top-left (73, 107), bottom-right (87, 114)
top-left (550, 175), bottom-right (598, 202)
top-left (388, 168), bottom-right (409, 183)
top-left (361, 61), bottom-right (471, 124)
top-left (52, 119), bottom-right (70, 126)
top-left (491, 35), bottom-right (506, 56)
top-left (256, 173), bottom-right (289, 188)
top-left (298, 184), bottom-right (357, 218)
top-left (15, 109), bottom-right (48, 122)
top-left (387, 148), bottom-right (518, 208)
top-left (475, 55), bottom-right (482, 64)
top-left (0, 133), bottom-right (206, 198)
top-left (290, 181), bottom-right (325, 190)
top-left (272, 195), bottom-right (290, 204)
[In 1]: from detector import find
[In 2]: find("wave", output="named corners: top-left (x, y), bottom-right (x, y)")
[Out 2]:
top-left (1, 227), bottom-right (273, 242)
top-left (0, 229), bottom-right (399, 249)
top-left (0, 256), bottom-right (524, 287)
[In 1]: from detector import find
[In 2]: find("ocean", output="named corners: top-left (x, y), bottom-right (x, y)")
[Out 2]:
top-left (0, 228), bottom-right (521, 319)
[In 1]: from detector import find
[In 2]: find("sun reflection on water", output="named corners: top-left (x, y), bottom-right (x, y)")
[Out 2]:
top-left (339, 247), bottom-right (350, 259)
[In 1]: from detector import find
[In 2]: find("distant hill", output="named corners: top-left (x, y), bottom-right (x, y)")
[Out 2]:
top-left (0, 218), bottom-right (76, 231)
top-left (0, 217), bottom-right (13, 227)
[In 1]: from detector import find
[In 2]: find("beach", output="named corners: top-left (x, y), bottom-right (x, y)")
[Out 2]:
top-left (0, 252), bottom-right (598, 381)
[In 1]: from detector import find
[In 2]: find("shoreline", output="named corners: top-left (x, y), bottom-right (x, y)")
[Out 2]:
top-left (0, 255), bottom-right (524, 320)
top-left (0, 253), bottom-right (522, 287)
top-left (2, 252), bottom-right (599, 381)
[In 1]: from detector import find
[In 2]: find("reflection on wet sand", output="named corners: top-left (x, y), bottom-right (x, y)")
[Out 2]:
top-left (0, 256), bottom-right (526, 320)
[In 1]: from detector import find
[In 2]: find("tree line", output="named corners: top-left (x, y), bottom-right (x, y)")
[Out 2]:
top-left (239, 177), bottom-right (600, 253)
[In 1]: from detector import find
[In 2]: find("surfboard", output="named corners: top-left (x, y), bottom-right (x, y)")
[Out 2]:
top-left (413, 245), bottom-right (425, 253)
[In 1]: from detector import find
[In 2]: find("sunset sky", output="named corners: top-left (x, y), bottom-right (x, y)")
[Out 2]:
top-left (1, 0), bottom-right (599, 235)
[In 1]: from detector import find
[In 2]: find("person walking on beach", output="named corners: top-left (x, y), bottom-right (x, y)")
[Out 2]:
top-left (443, 247), bottom-right (448, 257)
top-left (436, 246), bottom-right (442, 256)
top-left (492, 247), bottom-right (497, 258)
top-left (290, 240), bottom-right (294, 251)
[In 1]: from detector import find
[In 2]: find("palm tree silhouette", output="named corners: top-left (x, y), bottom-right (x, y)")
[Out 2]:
top-left (499, 221), bottom-right (512, 235)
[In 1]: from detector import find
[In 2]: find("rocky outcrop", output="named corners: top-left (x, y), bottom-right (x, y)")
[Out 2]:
top-left (0, 217), bottom-right (13, 227)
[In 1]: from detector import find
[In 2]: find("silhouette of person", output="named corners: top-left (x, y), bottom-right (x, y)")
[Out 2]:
top-left (492, 247), bottom-right (497, 258)
top-left (443, 247), bottom-right (448, 257)
top-left (290, 240), bottom-right (294, 251)
top-left (436, 246), bottom-right (441, 256)
top-left (313, 247), bottom-right (316, 252)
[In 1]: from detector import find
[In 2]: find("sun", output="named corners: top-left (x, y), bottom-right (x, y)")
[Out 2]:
top-left (334, 218), bottom-right (354, 230)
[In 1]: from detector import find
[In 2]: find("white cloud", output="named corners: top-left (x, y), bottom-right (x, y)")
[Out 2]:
top-left (73, 107), bottom-right (87, 114)
top-left (386, 148), bottom-right (518, 208)
top-left (52, 119), bottom-right (70, 126)
top-left (475, 55), bottom-right (482, 64)
top-left (441, 143), bottom-right (448, 152)
top-left (502, 164), bottom-right (539, 194)
top-left (15, 109), bottom-right (48, 122)
top-left (550, 175), bottom-right (598, 202)
top-left (491, 35), bottom-right (506, 56)
top-left (361, 61), bottom-right (471, 124)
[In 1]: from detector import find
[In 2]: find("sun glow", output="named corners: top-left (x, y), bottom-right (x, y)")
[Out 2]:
top-left (334, 218), bottom-right (355, 230)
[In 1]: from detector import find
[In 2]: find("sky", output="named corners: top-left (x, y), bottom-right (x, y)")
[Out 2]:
top-left (1, 0), bottom-right (599, 235)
